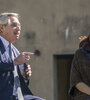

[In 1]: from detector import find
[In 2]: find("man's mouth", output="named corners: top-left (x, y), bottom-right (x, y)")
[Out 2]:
top-left (14, 31), bottom-right (20, 35)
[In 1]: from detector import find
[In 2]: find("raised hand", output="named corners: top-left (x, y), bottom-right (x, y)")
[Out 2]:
top-left (14, 52), bottom-right (34, 65)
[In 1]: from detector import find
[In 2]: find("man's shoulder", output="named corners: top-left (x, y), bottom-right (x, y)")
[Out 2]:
top-left (0, 39), bottom-right (6, 54)
top-left (74, 48), bottom-right (85, 57)
top-left (74, 47), bottom-right (89, 59)
top-left (75, 48), bottom-right (82, 54)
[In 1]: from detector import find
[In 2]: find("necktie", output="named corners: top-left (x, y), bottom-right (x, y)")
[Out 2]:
top-left (8, 43), bottom-right (24, 100)
top-left (8, 43), bottom-right (12, 58)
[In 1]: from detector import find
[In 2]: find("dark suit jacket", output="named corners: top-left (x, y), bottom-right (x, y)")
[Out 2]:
top-left (0, 39), bottom-right (33, 100)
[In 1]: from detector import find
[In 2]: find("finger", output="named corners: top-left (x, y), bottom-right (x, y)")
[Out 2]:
top-left (23, 52), bottom-right (34, 56)
top-left (24, 56), bottom-right (31, 61)
top-left (26, 70), bottom-right (31, 74)
top-left (27, 65), bottom-right (31, 69)
top-left (25, 56), bottom-right (30, 60)
top-left (26, 67), bottom-right (31, 72)
top-left (26, 71), bottom-right (32, 76)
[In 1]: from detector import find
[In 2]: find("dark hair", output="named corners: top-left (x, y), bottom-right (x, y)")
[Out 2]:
top-left (79, 36), bottom-right (89, 48)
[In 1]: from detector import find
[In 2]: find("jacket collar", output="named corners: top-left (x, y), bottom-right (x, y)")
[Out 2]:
top-left (0, 38), bottom-right (6, 54)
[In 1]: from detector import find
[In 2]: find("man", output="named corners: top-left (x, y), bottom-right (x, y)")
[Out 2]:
top-left (0, 12), bottom-right (45, 100)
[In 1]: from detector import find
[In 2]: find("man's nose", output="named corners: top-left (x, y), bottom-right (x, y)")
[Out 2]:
top-left (16, 26), bottom-right (21, 31)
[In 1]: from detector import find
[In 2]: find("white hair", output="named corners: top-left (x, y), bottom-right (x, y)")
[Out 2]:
top-left (0, 12), bottom-right (19, 25)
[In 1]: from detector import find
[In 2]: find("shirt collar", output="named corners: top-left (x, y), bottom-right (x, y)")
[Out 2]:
top-left (0, 36), bottom-right (10, 48)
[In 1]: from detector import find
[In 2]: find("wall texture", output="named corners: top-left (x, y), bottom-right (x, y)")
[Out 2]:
top-left (0, 0), bottom-right (90, 100)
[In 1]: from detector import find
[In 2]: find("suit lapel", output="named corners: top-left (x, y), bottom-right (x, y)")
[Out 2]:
top-left (0, 39), bottom-right (6, 54)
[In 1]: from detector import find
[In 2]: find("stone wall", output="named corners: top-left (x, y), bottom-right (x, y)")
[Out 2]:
top-left (0, 0), bottom-right (90, 100)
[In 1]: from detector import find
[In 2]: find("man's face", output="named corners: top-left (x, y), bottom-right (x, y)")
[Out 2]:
top-left (2, 16), bottom-right (21, 43)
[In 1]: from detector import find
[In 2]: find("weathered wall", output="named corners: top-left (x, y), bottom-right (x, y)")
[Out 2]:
top-left (0, 0), bottom-right (90, 100)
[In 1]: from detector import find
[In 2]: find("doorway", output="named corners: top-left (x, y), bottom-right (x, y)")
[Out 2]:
top-left (54, 55), bottom-right (73, 100)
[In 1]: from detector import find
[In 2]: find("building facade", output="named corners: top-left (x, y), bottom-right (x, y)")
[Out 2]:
top-left (0, 0), bottom-right (90, 100)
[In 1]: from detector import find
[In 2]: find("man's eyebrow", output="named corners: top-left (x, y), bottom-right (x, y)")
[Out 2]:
top-left (11, 22), bottom-right (21, 25)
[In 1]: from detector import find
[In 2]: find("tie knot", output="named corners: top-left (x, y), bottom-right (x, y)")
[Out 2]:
top-left (8, 42), bottom-right (11, 47)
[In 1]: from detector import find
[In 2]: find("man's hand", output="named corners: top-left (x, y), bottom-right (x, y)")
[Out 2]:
top-left (21, 64), bottom-right (32, 79)
top-left (14, 52), bottom-right (34, 65)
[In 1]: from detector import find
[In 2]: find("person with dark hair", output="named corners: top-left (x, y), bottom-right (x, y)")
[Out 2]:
top-left (0, 12), bottom-right (45, 100)
top-left (69, 35), bottom-right (90, 100)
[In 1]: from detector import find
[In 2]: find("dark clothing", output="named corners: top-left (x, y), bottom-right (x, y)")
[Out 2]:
top-left (69, 41), bottom-right (90, 100)
top-left (12, 95), bottom-right (45, 100)
top-left (12, 96), bottom-right (18, 100)
top-left (0, 39), bottom-right (45, 100)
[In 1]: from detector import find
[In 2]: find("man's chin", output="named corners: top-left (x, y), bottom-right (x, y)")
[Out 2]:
top-left (12, 38), bottom-right (19, 43)
top-left (16, 36), bottom-right (20, 39)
